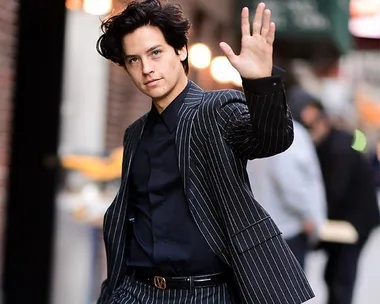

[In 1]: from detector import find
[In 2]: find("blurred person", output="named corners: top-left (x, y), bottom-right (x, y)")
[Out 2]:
top-left (94, 0), bottom-right (314, 303)
top-left (300, 100), bottom-right (380, 304)
top-left (247, 120), bottom-right (327, 269)
top-left (286, 85), bottom-right (319, 122)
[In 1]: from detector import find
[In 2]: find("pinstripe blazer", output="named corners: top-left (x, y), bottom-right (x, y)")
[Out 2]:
top-left (98, 79), bottom-right (315, 304)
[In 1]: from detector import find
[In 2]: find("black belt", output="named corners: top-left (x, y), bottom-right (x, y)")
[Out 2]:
top-left (129, 268), bottom-right (228, 290)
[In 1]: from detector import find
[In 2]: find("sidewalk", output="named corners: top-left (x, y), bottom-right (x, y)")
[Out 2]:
top-left (305, 225), bottom-right (380, 303)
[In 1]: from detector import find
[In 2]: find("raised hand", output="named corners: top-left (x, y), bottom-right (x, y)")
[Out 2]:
top-left (219, 3), bottom-right (275, 79)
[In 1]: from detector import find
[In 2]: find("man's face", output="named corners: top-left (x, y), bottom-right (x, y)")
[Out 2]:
top-left (122, 25), bottom-right (188, 105)
top-left (301, 105), bottom-right (329, 144)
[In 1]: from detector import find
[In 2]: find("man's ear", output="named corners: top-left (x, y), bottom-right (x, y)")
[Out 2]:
top-left (178, 46), bottom-right (188, 61)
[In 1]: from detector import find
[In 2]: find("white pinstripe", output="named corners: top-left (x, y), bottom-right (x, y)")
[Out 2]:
top-left (97, 80), bottom-right (314, 304)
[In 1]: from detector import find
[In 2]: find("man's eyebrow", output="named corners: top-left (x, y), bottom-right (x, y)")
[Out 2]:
top-left (124, 45), bottom-right (163, 58)
top-left (147, 45), bottom-right (162, 53)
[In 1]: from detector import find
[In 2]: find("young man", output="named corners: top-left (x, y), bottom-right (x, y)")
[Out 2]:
top-left (95, 0), bottom-right (314, 303)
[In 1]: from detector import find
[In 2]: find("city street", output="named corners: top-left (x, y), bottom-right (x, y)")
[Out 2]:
top-left (306, 225), bottom-right (380, 304)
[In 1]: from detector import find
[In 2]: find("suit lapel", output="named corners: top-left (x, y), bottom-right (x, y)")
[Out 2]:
top-left (108, 114), bottom-right (147, 291)
top-left (175, 81), bottom-right (204, 195)
top-left (117, 114), bottom-right (148, 215)
top-left (121, 114), bottom-right (148, 180)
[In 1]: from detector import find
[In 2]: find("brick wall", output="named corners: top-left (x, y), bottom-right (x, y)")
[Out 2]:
top-left (0, 0), bottom-right (18, 275)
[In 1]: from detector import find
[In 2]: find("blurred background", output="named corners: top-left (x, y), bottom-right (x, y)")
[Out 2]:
top-left (1, 0), bottom-right (380, 303)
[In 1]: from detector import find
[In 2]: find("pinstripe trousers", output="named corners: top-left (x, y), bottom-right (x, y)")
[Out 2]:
top-left (110, 275), bottom-right (233, 304)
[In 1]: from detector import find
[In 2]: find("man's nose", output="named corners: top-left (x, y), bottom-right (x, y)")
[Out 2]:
top-left (142, 59), bottom-right (153, 75)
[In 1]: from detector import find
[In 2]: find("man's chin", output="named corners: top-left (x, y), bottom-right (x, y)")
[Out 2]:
top-left (145, 91), bottom-right (161, 98)
top-left (145, 88), bottom-right (166, 99)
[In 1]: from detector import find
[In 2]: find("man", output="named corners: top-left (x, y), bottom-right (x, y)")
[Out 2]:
top-left (247, 119), bottom-right (326, 269)
top-left (300, 100), bottom-right (380, 304)
top-left (95, 0), bottom-right (314, 303)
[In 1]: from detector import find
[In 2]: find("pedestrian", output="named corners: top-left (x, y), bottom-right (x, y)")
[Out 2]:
top-left (300, 100), bottom-right (380, 304)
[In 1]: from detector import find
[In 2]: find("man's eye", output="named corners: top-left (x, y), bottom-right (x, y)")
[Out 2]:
top-left (152, 50), bottom-right (161, 56)
top-left (128, 58), bottom-right (138, 64)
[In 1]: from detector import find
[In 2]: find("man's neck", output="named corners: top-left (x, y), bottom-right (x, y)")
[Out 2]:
top-left (153, 77), bottom-right (188, 113)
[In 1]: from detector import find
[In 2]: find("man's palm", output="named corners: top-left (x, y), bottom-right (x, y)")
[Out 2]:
top-left (220, 3), bottom-right (274, 79)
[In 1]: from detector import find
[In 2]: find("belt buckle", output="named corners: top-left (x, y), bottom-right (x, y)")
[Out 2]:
top-left (153, 276), bottom-right (167, 290)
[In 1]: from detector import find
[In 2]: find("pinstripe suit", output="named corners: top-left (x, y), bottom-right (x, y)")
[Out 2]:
top-left (98, 79), bottom-right (315, 304)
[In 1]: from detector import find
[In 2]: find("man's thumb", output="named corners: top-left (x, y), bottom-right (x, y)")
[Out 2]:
top-left (219, 42), bottom-right (237, 63)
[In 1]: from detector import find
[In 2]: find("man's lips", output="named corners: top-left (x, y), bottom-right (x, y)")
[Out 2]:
top-left (144, 79), bottom-right (160, 86)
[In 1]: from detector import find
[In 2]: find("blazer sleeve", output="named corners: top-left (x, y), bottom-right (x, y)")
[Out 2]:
top-left (218, 67), bottom-right (294, 159)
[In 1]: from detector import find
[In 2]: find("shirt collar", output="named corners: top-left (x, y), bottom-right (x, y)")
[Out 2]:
top-left (148, 81), bottom-right (190, 133)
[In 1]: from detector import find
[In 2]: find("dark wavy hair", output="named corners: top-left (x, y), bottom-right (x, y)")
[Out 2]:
top-left (96, 0), bottom-right (191, 74)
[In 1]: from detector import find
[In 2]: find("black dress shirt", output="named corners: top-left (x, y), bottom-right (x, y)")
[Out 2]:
top-left (127, 81), bottom-right (227, 276)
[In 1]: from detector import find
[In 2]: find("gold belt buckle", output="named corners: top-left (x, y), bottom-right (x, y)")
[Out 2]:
top-left (153, 276), bottom-right (167, 290)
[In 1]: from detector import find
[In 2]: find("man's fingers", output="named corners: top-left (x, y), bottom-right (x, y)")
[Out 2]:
top-left (261, 9), bottom-right (271, 36)
top-left (252, 2), bottom-right (265, 35)
top-left (266, 22), bottom-right (276, 45)
top-left (241, 7), bottom-right (250, 36)
top-left (219, 42), bottom-right (237, 63)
